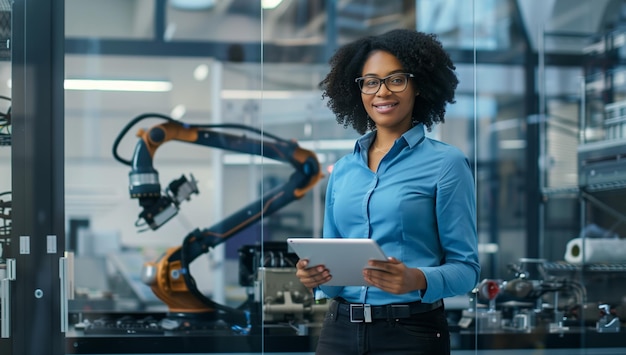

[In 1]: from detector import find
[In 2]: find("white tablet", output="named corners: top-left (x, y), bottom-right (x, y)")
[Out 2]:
top-left (286, 238), bottom-right (388, 286)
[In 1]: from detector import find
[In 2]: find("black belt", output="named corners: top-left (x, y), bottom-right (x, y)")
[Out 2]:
top-left (335, 298), bottom-right (443, 323)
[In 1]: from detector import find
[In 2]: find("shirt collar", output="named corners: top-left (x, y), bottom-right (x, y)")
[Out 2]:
top-left (355, 123), bottom-right (426, 153)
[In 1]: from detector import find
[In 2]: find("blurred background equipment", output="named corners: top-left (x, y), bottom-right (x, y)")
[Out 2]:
top-left (99, 113), bottom-right (323, 333)
top-left (0, 96), bottom-right (9, 147)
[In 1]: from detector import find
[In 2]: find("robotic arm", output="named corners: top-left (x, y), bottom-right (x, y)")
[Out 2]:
top-left (112, 113), bottom-right (323, 326)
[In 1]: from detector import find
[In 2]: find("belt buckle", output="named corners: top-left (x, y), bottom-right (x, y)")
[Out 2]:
top-left (350, 304), bottom-right (372, 323)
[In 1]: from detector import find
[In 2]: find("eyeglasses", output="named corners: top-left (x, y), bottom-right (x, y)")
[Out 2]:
top-left (354, 73), bottom-right (415, 95)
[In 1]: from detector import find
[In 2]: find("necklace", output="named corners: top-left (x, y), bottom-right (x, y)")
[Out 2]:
top-left (372, 145), bottom-right (390, 154)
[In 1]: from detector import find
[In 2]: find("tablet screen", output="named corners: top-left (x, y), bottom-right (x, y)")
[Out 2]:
top-left (287, 238), bottom-right (387, 286)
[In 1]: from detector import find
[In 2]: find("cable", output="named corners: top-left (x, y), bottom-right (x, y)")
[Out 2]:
top-left (112, 113), bottom-right (290, 166)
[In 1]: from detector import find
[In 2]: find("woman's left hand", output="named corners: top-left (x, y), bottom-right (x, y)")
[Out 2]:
top-left (363, 257), bottom-right (426, 294)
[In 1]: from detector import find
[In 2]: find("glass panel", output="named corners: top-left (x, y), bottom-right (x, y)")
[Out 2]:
top-left (65, 0), bottom-right (155, 39)
top-left (465, 63), bottom-right (526, 279)
top-left (577, 4), bottom-right (626, 349)
top-left (57, 0), bottom-right (626, 353)
top-left (335, 1), bottom-right (416, 44)
top-left (0, 0), bottom-right (9, 347)
top-left (65, 56), bottom-right (276, 351)
top-left (543, 69), bottom-right (581, 191)
top-left (418, 0), bottom-right (520, 50)
top-left (522, 0), bottom-right (624, 54)
top-left (166, 0), bottom-right (261, 42)
top-left (259, 1), bottom-right (478, 353)
top-left (539, 1), bottom-right (626, 354)
top-left (64, 2), bottom-right (268, 353)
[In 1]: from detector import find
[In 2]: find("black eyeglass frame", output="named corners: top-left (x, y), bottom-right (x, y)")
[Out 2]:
top-left (354, 73), bottom-right (415, 95)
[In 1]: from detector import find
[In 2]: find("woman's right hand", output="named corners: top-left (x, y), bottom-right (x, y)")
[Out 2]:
top-left (295, 259), bottom-right (332, 288)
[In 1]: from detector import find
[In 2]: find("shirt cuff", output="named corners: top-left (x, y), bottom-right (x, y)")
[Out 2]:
top-left (418, 267), bottom-right (443, 303)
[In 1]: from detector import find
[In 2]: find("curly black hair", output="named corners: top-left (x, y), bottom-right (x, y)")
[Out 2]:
top-left (320, 29), bottom-right (458, 135)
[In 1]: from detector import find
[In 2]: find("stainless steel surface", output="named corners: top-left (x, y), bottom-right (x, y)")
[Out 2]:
top-left (59, 257), bottom-right (69, 333)
top-left (1, 278), bottom-right (9, 338)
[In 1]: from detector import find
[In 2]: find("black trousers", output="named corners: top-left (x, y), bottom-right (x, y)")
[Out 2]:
top-left (315, 299), bottom-right (450, 355)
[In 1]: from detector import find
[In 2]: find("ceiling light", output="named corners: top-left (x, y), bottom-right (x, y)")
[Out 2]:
top-left (170, 0), bottom-right (217, 11)
top-left (499, 139), bottom-right (526, 150)
top-left (298, 139), bottom-right (356, 151)
top-left (170, 104), bottom-right (187, 119)
top-left (223, 153), bottom-right (327, 165)
top-left (221, 138), bottom-right (357, 166)
top-left (262, 0), bottom-right (283, 10)
top-left (64, 79), bottom-right (172, 92)
top-left (221, 90), bottom-right (319, 100)
top-left (303, 122), bottom-right (312, 137)
top-left (193, 64), bottom-right (210, 81)
top-left (221, 90), bottom-right (289, 100)
top-left (478, 243), bottom-right (499, 254)
top-left (164, 23), bottom-right (177, 41)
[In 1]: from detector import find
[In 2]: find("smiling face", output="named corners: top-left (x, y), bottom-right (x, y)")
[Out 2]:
top-left (360, 50), bottom-right (417, 133)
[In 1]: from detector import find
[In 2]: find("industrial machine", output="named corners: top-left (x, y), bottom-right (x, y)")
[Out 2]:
top-left (0, 95), bottom-right (9, 146)
top-left (0, 94), bottom-right (11, 265)
top-left (458, 258), bottom-right (626, 335)
top-left (110, 113), bottom-right (324, 332)
top-left (0, 191), bottom-right (9, 262)
top-left (0, 95), bottom-right (9, 337)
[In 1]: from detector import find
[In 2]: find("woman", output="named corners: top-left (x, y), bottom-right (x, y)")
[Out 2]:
top-left (295, 29), bottom-right (480, 355)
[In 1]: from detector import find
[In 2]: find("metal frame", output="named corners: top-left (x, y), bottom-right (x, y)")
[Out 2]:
top-left (9, 0), bottom-right (65, 354)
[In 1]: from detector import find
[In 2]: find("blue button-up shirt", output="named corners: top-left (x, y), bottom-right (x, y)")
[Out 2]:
top-left (317, 124), bottom-right (480, 305)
